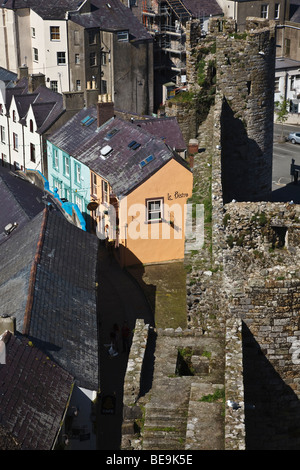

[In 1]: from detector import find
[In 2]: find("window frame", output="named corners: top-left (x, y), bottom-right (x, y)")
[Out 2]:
top-left (30, 143), bottom-right (36, 163)
top-left (261, 4), bottom-right (269, 19)
top-left (53, 148), bottom-right (59, 170)
top-left (146, 197), bottom-right (163, 223)
top-left (74, 162), bottom-right (81, 185)
top-left (33, 47), bottom-right (38, 62)
top-left (57, 51), bottom-right (66, 65)
top-left (117, 30), bottom-right (129, 42)
top-left (0, 125), bottom-right (5, 144)
top-left (63, 154), bottom-right (70, 177)
top-left (50, 26), bottom-right (60, 41)
top-left (13, 132), bottom-right (18, 151)
top-left (90, 51), bottom-right (97, 67)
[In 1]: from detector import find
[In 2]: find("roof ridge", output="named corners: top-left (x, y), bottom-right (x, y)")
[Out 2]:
top-left (23, 207), bottom-right (48, 336)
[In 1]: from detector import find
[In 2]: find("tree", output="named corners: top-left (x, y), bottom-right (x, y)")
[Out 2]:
top-left (275, 96), bottom-right (289, 141)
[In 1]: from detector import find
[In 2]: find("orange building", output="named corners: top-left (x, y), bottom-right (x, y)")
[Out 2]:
top-left (70, 100), bottom-right (193, 266)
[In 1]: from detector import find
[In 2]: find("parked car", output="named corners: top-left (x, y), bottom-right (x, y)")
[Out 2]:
top-left (288, 132), bottom-right (300, 144)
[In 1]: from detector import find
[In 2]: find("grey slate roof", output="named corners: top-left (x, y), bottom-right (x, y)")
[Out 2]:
top-left (48, 106), bottom-right (191, 197)
top-left (0, 166), bottom-right (45, 244)
top-left (0, 67), bottom-right (17, 88)
top-left (133, 117), bottom-right (187, 151)
top-left (69, 0), bottom-right (152, 41)
top-left (0, 207), bottom-right (99, 390)
top-left (0, 331), bottom-right (74, 450)
top-left (6, 80), bottom-right (64, 135)
top-left (183, 0), bottom-right (223, 17)
top-left (276, 57), bottom-right (300, 70)
top-left (1, 0), bottom-right (81, 19)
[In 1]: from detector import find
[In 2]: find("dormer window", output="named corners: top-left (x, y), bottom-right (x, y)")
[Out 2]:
top-left (117, 31), bottom-right (129, 42)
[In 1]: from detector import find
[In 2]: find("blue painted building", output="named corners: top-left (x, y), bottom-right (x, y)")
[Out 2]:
top-left (46, 140), bottom-right (91, 227)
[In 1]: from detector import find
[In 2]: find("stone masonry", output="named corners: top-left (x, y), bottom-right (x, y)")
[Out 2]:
top-left (122, 16), bottom-right (300, 451)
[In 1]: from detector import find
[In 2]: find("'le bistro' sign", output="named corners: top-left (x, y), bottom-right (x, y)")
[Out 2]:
top-left (167, 191), bottom-right (188, 201)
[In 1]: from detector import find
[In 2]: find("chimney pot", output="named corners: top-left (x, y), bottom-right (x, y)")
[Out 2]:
top-left (0, 315), bottom-right (16, 336)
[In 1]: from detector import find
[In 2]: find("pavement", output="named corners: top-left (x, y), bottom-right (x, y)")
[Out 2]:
top-left (96, 244), bottom-right (154, 450)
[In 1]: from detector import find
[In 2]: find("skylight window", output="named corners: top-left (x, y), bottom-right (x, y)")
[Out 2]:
top-left (105, 128), bottom-right (119, 140)
top-left (85, 117), bottom-right (96, 127)
top-left (81, 115), bottom-right (91, 124)
top-left (139, 155), bottom-right (155, 169)
top-left (128, 140), bottom-right (141, 150)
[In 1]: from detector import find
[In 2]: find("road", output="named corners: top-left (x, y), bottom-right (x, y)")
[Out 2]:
top-left (272, 123), bottom-right (300, 203)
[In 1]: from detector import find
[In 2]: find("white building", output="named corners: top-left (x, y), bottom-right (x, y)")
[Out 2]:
top-left (275, 57), bottom-right (300, 122)
top-left (0, 73), bottom-right (64, 172)
top-left (0, 1), bottom-right (81, 93)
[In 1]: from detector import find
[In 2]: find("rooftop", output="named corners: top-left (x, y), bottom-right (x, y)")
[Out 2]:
top-left (0, 331), bottom-right (74, 450)
top-left (0, 207), bottom-right (99, 390)
top-left (48, 105), bottom-right (190, 197)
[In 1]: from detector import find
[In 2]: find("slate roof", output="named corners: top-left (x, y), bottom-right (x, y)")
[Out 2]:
top-left (48, 106), bottom-right (191, 197)
top-left (133, 117), bottom-right (187, 151)
top-left (0, 331), bottom-right (74, 450)
top-left (69, 0), bottom-right (152, 41)
top-left (6, 80), bottom-right (64, 135)
top-left (0, 207), bottom-right (99, 391)
top-left (0, 67), bottom-right (17, 88)
top-left (183, 0), bottom-right (223, 17)
top-left (0, 166), bottom-right (45, 245)
top-left (1, 0), bottom-right (81, 19)
top-left (276, 57), bottom-right (300, 70)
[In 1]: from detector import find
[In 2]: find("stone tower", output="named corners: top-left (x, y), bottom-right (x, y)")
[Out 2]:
top-left (213, 18), bottom-right (276, 203)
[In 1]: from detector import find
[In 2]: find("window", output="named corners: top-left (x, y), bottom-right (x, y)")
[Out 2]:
top-left (57, 51), bottom-right (66, 65)
top-left (261, 4), bottom-right (268, 19)
top-left (64, 155), bottom-right (70, 177)
top-left (31, 27), bottom-right (36, 38)
top-left (101, 52), bottom-right (107, 66)
top-left (274, 77), bottom-right (280, 93)
top-left (117, 30), bottom-right (129, 42)
top-left (88, 30), bottom-right (97, 45)
top-left (33, 47), bottom-right (38, 62)
top-left (50, 81), bottom-right (58, 92)
top-left (275, 3), bottom-right (280, 19)
top-left (30, 143), bottom-right (36, 163)
top-left (12, 110), bottom-right (16, 122)
top-left (0, 104), bottom-right (3, 115)
top-left (13, 132), bottom-right (18, 151)
top-left (75, 194), bottom-right (83, 211)
top-left (53, 178), bottom-right (62, 198)
top-left (90, 51), bottom-right (97, 67)
top-left (64, 188), bottom-right (70, 201)
top-left (53, 148), bottom-right (59, 170)
top-left (75, 53), bottom-right (80, 64)
top-left (102, 180), bottom-right (108, 203)
top-left (147, 198), bottom-right (163, 222)
top-left (91, 173), bottom-right (97, 196)
top-left (0, 126), bottom-right (5, 143)
top-left (76, 79), bottom-right (81, 91)
top-left (285, 38), bottom-right (291, 57)
top-left (29, 119), bottom-right (34, 132)
top-left (50, 26), bottom-right (60, 41)
top-left (101, 79), bottom-right (107, 94)
top-left (75, 162), bottom-right (81, 184)
top-left (74, 30), bottom-right (80, 45)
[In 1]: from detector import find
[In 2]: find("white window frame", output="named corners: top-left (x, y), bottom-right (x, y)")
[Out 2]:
top-left (33, 47), bottom-right (38, 62)
top-left (50, 26), bottom-right (60, 41)
top-left (275, 3), bottom-right (280, 19)
top-left (57, 51), bottom-right (66, 65)
top-left (261, 4), bottom-right (269, 19)
top-left (146, 198), bottom-right (163, 223)
top-left (0, 125), bottom-right (5, 143)
top-left (53, 148), bottom-right (59, 170)
top-left (13, 132), bottom-right (18, 151)
top-left (75, 162), bottom-right (81, 184)
top-left (117, 30), bottom-right (129, 42)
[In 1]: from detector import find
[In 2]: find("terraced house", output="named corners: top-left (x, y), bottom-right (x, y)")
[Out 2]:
top-left (47, 95), bottom-right (193, 266)
top-left (0, 0), bottom-right (154, 115)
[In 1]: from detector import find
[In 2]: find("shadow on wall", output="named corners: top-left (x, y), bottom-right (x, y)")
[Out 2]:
top-left (242, 322), bottom-right (300, 450)
top-left (220, 98), bottom-right (272, 204)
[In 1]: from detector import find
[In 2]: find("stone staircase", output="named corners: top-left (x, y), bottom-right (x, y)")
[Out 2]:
top-left (142, 378), bottom-right (190, 450)
top-left (139, 331), bottom-right (225, 450)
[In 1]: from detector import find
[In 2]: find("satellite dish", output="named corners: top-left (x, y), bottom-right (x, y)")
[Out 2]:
top-left (87, 201), bottom-right (99, 211)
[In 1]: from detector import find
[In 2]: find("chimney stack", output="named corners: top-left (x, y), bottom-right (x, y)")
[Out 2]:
top-left (0, 315), bottom-right (16, 336)
top-left (28, 73), bottom-right (46, 93)
top-left (97, 94), bottom-right (114, 127)
top-left (18, 65), bottom-right (28, 80)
